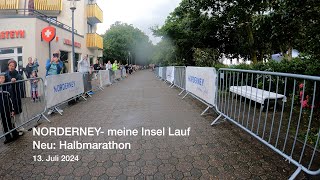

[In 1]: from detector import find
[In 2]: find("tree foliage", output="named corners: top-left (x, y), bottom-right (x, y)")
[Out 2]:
top-left (102, 22), bottom-right (153, 65)
top-left (152, 0), bottom-right (320, 66)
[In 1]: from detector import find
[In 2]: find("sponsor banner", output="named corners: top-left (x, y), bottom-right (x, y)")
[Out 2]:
top-left (46, 73), bottom-right (84, 108)
top-left (115, 70), bottom-right (122, 79)
top-left (99, 70), bottom-right (111, 86)
top-left (174, 66), bottom-right (186, 89)
top-left (159, 67), bottom-right (163, 78)
top-left (166, 66), bottom-right (175, 83)
top-left (186, 66), bottom-right (217, 106)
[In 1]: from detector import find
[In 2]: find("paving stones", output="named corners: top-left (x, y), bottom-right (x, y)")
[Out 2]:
top-left (0, 71), bottom-right (304, 179)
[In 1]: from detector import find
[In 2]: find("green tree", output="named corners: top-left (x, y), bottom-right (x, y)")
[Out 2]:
top-left (152, 0), bottom-right (320, 65)
top-left (103, 22), bottom-right (153, 65)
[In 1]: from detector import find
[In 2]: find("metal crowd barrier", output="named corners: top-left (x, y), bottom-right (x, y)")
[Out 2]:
top-left (115, 70), bottom-right (122, 80)
top-left (212, 68), bottom-right (320, 179)
top-left (162, 67), bottom-right (167, 81)
top-left (82, 72), bottom-right (93, 97)
top-left (91, 70), bottom-right (103, 92)
top-left (155, 67), bottom-right (159, 77)
top-left (173, 66), bottom-right (186, 95)
top-left (121, 68), bottom-right (127, 78)
top-left (1, 78), bottom-right (49, 140)
top-left (99, 70), bottom-right (112, 87)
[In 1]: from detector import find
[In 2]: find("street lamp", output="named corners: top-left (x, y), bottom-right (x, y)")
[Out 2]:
top-left (68, 0), bottom-right (80, 72)
top-left (128, 51), bottom-right (131, 65)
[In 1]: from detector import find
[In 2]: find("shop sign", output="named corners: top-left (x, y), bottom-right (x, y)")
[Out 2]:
top-left (0, 30), bottom-right (25, 40)
top-left (63, 39), bottom-right (81, 48)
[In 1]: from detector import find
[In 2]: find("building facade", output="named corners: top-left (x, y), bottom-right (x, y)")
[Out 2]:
top-left (0, 0), bottom-right (103, 77)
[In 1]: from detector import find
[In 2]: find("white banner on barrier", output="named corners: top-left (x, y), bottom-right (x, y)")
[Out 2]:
top-left (115, 70), bottom-right (122, 79)
top-left (159, 67), bottom-right (163, 77)
top-left (186, 66), bottom-right (217, 106)
top-left (46, 73), bottom-right (84, 108)
top-left (166, 66), bottom-right (175, 83)
top-left (99, 70), bottom-right (111, 87)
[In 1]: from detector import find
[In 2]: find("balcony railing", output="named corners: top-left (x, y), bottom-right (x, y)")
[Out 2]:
top-left (0, 0), bottom-right (19, 10)
top-left (87, 33), bottom-right (103, 49)
top-left (87, 4), bottom-right (103, 24)
top-left (34, 0), bottom-right (62, 13)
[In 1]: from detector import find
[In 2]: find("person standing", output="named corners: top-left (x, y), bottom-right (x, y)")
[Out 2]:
top-left (45, 50), bottom-right (64, 115)
top-left (105, 60), bottom-right (112, 70)
top-left (93, 60), bottom-right (101, 71)
top-left (78, 55), bottom-right (90, 74)
top-left (112, 60), bottom-right (118, 71)
top-left (46, 51), bottom-right (63, 76)
top-left (30, 71), bottom-right (39, 102)
top-left (33, 58), bottom-right (39, 72)
top-left (0, 72), bottom-right (20, 144)
top-left (111, 60), bottom-right (118, 82)
top-left (25, 57), bottom-right (34, 78)
top-left (78, 55), bottom-right (93, 95)
top-left (5, 59), bottom-right (25, 134)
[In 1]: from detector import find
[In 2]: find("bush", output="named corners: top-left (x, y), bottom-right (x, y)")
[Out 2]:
top-left (228, 56), bottom-right (320, 76)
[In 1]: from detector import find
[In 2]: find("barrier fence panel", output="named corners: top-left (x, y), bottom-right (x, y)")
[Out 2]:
top-left (91, 70), bottom-right (103, 92)
top-left (115, 70), bottom-right (122, 80)
top-left (121, 68), bottom-right (127, 78)
top-left (173, 66), bottom-right (186, 95)
top-left (183, 66), bottom-right (217, 115)
top-left (46, 73), bottom-right (84, 109)
top-left (162, 67), bottom-right (167, 81)
top-left (212, 68), bottom-right (320, 179)
top-left (1, 78), bottom-right (48, 140)
top-left (155, 67), bottom-right (159, 77)
top-left (159, 67), bottom-right (163, 78)
top-left (99, 70), bottom-right (111, 87)
top-left (166, 66), bottom-right (175, 86)
top-left (82, 72), bottom-right (93, 93)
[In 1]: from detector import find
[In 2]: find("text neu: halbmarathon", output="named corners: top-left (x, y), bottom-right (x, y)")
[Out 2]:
top-left (32, 127), bottom-right (191, 150)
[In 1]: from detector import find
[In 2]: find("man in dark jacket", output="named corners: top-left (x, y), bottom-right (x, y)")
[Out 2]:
top-left (5, 59), bottom-right (25, 134)
top-left (0, 72), bottom-right (19, 144)
top-left (25, 57), bottom-right (34, 78)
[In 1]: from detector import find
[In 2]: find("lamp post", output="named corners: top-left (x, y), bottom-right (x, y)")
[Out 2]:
top-left (68, 0), bottom-right (80, 72)
top-left (128, 51), bottom-right (131, 65)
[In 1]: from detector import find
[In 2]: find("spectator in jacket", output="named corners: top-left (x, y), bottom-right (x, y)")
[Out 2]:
top-left (0, 72), bottom-right (20, 144)
top-left (45, 50), bottom-right (64, 115)
top-left (5, 59), bottom-right (25, 134)
top-left (25, 57), bottom-right (34, 78)
top-left (46, 51), bottom-right (63, 76)
top-left (105, 61), bottom-right (112, 70)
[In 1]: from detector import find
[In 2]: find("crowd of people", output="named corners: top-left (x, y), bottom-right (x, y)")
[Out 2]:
top-left (93, 59), bottom-right (142, 75)
top-left (1, 50), bottom-right (147, 144)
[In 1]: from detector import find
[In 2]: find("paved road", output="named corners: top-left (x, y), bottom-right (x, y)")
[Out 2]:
top-left (0, 70), bottom-right (302, 179)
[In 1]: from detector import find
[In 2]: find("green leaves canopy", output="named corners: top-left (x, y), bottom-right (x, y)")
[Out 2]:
top-left (102, 22), bottom-right (153, 65)
top-left (152, 0), bottom-right (320, 66)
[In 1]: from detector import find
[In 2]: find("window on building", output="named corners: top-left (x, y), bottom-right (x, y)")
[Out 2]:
top-left (88, 0), bottom-right (96, 4)
top-left (0, 48), bottom-right (14, 55)
top-left (18, 47), bottom-right (22, 54)
top-left (87, 23), bottom-right (93, 33)
top-left (60, 51), bottom-right (69, 62)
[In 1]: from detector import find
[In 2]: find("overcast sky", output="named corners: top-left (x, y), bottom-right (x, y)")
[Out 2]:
top-left (96, 0), bottom-right (181, 44)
